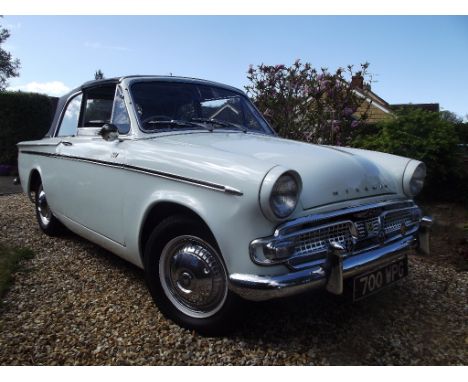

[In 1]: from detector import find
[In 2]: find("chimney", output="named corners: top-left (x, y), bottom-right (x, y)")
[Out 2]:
top-left (351, 74), bottom-right (364, 89)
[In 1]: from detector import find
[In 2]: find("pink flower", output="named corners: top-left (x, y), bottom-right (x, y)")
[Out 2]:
top-left (351, 120), bottom-right (360, 128)
top-left (319, 79), bottom-right (330, 88)
top-left (343, 107), bottom-right (354, 117)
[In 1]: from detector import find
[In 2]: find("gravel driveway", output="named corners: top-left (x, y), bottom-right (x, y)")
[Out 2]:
top-left (0, 194), bottom-right (466, 365)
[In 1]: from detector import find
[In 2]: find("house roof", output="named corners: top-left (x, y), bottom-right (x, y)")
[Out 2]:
top-left (354, 87), bottom-right (394, 114)
top-left (391, 103), bottom-right (440, 113)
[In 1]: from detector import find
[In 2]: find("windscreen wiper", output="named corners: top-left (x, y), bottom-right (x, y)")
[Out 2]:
top-left (190, 118), bottom-right (248, 133)
top-left (145, 119), bottom-right (209, 130)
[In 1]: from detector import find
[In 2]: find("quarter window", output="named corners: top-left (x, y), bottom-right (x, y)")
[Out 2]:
top-left (111, 87), bottom-right (131, 134)
top-left (57, 94), bottom-right (82, 137)
top-left (81, 85), bottom-right (115, 128)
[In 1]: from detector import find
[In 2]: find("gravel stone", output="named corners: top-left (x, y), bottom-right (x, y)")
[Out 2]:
top-left (0, 194), bottom-right (467, 365)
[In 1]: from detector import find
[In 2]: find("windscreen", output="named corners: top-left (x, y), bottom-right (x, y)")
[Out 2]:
top-left (130, 81), bottom-right (273, 135)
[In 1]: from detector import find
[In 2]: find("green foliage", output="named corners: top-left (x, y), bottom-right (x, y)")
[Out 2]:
top-left (353, 108), bottom-right (468, 202)
top-left (0, 244), bottom-right (34, 300)
top-left (0, 91), bottom-right (55, 165)
top-left (457, 122), bottom-right (468, 144)
top-left (0, 20), bottom-right (21, 91)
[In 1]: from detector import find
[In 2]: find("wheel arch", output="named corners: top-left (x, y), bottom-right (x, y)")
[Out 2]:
top-left (138, 201), bottom-right (220, 267)
top-left (27, 168), bottom-right (43, 203)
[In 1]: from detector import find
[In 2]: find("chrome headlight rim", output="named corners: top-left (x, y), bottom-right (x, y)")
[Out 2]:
top-left (270, 172), bottom-right (300, 219)
top-left (259, 167), bottom-right (302, 222)
top-left (403, 160), bottom-right (426, 197)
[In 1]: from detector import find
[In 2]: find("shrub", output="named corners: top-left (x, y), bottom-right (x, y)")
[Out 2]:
top-left (245, 60), bottom-right (372, 145)
top-left (352, 108), bottom-right (468, 203)
top-left (0, 91), bottom-right (55, 166)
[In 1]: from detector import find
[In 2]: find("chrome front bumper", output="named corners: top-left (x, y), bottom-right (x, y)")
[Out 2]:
top-left (229, 228), bottom-right (430, 302)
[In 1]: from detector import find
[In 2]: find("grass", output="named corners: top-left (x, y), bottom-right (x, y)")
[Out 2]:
top-left (0, 244), bottom-right (34, 301)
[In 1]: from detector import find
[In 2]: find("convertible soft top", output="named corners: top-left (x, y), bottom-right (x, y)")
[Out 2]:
top-left (44, 75), bottom-right (244, 138)
top-left (45, 77), bottom-right (120, 138)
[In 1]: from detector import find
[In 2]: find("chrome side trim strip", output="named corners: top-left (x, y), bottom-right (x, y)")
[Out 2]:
top-left (20, 150), bottom-right (243, 196)
top-left (17, 142), bottom-right (61, 147)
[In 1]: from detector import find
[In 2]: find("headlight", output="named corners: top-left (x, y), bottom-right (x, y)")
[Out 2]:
top-left (259, 168), bottom-right (302, 221)
top-left (270, 173), bottom-right (300, 218)
top-left (403, 161), bottom-right (426, 197)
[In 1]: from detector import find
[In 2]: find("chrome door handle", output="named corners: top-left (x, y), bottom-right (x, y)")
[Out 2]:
top-left (60, 140), bottom-right (73, 146)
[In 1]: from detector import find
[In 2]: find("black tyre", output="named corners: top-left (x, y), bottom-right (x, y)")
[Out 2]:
top-left (144, 215), bottom-right (240, 336)
top-left (35, 183), bottom-right (64, 236)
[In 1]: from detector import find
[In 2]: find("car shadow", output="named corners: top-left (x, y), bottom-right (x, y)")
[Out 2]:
top-left (229, 283), bottom-right (413, 365)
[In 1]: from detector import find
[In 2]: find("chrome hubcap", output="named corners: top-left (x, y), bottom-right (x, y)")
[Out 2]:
top-left (159, 235), bottom-right (228, 318)
top-left (37, 187), bottom-right (51, 226)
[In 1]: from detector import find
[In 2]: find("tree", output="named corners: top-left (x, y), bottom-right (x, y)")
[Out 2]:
top-left (440, 110), bottom-right (463, 124)
top-left (0, 20), bottom-right (21, 91)
top-left (245, 60), bottom-right (372, 145)
top-left (94, 69), bottom-right (104, 80)
top-left (439, 110), bottom-right (467, 144)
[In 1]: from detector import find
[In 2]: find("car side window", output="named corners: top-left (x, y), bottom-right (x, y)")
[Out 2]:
top-left (111, 87), bottom-right (131, 134)
top-left (57, 94), bottom-right (82, 137)
top-left (81, 85), bottom-right (115, 128)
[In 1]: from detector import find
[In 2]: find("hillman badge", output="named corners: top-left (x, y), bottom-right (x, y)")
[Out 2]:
top-left (366, 220), bottom-right (375, 232)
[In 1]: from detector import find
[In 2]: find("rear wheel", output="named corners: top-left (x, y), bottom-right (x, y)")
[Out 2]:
top-left (144, 215), bottom-right (239, 336)
top-left (35, 183), bottom-right (63, 236)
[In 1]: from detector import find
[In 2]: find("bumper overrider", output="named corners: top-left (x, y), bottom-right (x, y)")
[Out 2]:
top-left (229, 200), bottom-right (433, 301)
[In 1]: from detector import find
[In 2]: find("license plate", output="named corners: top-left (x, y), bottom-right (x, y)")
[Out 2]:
top-left (353, 257), bottom-right (408, 301)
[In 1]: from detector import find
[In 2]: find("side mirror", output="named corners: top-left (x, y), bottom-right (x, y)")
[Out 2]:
top-left (99, 123), bottom-right (119, 142)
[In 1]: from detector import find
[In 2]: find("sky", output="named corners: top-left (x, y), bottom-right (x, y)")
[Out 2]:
top-left (2, 15), bottom-right (468, 118)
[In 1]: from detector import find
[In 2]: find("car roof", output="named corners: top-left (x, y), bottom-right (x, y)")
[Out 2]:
top-left (80, 75), bottom-right (244, 94)
top-left (45, 75), bottom-right (246, 138)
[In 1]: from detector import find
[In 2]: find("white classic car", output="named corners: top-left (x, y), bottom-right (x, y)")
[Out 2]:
top-left (17, 76), bottom-right (432, 335)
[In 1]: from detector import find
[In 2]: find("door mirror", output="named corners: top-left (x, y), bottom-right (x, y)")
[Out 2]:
top-left (99, 123), bottom-right (119, 142)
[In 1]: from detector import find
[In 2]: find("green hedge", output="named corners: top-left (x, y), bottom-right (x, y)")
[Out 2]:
top-left (352, 108), bottom-right (468, 204)
top-left (0, 91), bottom-right (55, 165)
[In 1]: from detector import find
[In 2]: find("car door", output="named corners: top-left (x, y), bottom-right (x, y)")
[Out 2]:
top-left (53, 84), bottom-right (131, 245)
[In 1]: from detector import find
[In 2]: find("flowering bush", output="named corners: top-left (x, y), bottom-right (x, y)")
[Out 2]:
top-left (245, 60), bottom-right (372, 145)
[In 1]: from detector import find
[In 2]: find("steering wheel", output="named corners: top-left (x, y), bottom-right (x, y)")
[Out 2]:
top-left (141, 115), bottom-right (174, 125)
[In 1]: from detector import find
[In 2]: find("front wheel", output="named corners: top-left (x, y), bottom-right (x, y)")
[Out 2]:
top-left (144, 215), bottom-right (239, 335)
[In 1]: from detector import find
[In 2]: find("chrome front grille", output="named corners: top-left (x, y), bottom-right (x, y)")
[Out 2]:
top-left (383, 209), bottom-right (417, 235)
top-left (294, 222), bottom-right (353, 258)
top-left (283, 202), bottom-right (421, 269)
